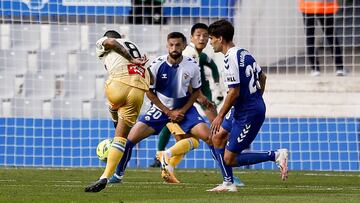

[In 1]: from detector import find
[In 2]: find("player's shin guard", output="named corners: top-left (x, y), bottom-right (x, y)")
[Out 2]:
top-left (101, 137), bottom-right (126, 179)
top-left (114, 140), bottom-right (135, 177)
top-left (169, 137), bottom-right (200, 168)
top-left (236, 151), bottom-right (275, 166)
top-left (212, 146), bottom-right (234, 183)
top-left (168, 137), bottom-right (199, 157)
top-left (169, 155), bottom-right (184, 168)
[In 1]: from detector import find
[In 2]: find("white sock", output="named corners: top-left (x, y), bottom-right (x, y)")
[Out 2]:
top-left (165, 149), bottom-right (172, 158)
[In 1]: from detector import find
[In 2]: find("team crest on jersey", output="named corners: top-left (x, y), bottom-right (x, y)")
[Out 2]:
top-left (162, 74), bottom-right (167, 79)
top-left (183, 72), bottom-right (190, 80)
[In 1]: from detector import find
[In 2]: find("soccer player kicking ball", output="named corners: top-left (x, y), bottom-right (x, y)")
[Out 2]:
top-left (207, 19), bottom-right (289, 192)
top-left (84, 30), bottom-right (150, 192)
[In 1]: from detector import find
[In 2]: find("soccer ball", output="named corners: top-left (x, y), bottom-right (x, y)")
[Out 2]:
top-left (96, 139), bottom-right (113, 162)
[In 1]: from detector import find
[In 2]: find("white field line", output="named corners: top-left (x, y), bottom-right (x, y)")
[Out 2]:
top-left (304, 173), bottom-right (360, 177)
top-left (2, 183), bottom-right (360, 191)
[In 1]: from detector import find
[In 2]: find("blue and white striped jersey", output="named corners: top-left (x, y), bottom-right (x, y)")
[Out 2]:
top-left (149, 55), bottom-right (201, 110)
top-left (223, 47), bottom-right (265, 117)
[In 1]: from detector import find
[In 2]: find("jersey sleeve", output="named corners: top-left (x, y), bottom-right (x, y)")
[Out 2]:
top-left (182, 45), bottom-right (198, 62)
top-left (148, 57), bottom-right (161, 89)
top-left (224, 52), bottom-right (240, 87)
top-left (201, 53), bottom-right (220, 83)
top-left (191, 64), bottom-right (202, 90)
top-left (95, 37), bottom-right (108, 59)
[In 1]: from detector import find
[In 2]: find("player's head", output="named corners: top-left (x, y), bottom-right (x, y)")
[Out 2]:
top-left (208, 19), bottom-right (234, 53)
top-left (167, 32), bottom-right (187, 60)
top-left (190, 23), bottom-right (209, 51)
top-left (103, 30), bottom-right (122, 39)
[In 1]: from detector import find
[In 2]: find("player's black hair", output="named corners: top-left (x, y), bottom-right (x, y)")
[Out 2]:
top-left (208, 19), bottom-right (234, 42)
top-left (103, 30), bottom-right (122, 38)
top-left (167, 32), bottom-right (187, 43)
top-left (191, 23), bottom-right (208, 35)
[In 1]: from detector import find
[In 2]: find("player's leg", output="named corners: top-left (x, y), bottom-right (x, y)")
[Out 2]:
top-left (85, 82), bottom-right (144, 192)
top-left (303, 13), bottom-right (320, 73)
top-left (149, 127), bottom-right (171, 168)
top-left (225, 116), bottom-right (288, 180)
top-left (168, 134), bottom-right (186, 168)
top-left (109, 103), bottom-right (171, 183)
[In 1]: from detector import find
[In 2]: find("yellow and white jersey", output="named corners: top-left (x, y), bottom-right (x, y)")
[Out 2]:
top-left (96, 36), bottom-right (150, 91)
top-left (182, 42), bottom-right (200, 64)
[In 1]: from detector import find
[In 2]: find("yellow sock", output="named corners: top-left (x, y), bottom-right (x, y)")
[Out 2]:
top-left (169, 137), bottom-right (200, 157)
top-left (169, 155), bottom-right (184, 167)
top-left (101, 137), bottom-right (126, 179)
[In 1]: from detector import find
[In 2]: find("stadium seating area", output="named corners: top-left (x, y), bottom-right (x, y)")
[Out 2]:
top-left (0, 24), bottom-right (198, 118)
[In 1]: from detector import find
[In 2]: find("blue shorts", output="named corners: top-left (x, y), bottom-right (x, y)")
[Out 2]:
top-left (138, 105), bottom-right (205, 134)
top-left (221, 107), bottom-right (235, 132)
top-left (226, 111), bottom-right (265, 153)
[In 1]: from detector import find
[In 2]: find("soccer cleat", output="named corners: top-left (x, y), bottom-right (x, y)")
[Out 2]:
top-left (206, 182), bottom-right (237, 192)
top-left (233, 176), bottom-right (245, 187)
top-left (149, 157), bottom-right (161, 168)
top-left (108, 174), bottom-right (122, 184)
top-left (158, 151), bottom-right (170, 170)
top-left (275, 148), bottom-right (289, 181)
top-left (161, 169), bottom-right (180, 184)
top-left (84, 178), bottom-right (107, 192)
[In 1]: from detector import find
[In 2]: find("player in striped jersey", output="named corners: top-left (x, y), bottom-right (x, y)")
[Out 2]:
top-left (148, 23), bottom-right (219, 169)
top-left (207, 20), bottom-right (289, 192)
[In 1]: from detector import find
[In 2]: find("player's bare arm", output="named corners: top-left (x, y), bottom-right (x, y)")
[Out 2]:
top-left (259, 72), bottom-right (267, 95)
top-left (211, 86), bottom-right (240, 135)
top-left (171, 88), bottom-right (201, 122)
top-left (197, 91), bottom-right (216, 112)
top-left (102, 38), bottom-right (148, 65)
top-left (146, 90), bottom-right (171, 115)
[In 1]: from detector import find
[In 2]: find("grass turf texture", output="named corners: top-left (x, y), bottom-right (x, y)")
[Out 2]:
top-left (0, 168), bottom-right (359, 203)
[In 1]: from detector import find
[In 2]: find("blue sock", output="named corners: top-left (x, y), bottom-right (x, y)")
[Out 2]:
top-left (210, 145), bottom-right (234, 183)
top-left (114, 140), bottom-right (135, 177)
top-left (236, 151), bottom-right (275, 166)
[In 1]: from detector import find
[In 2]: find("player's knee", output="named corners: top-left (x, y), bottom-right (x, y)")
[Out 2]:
top-left (189, 137), bottom-right (199, 150)
top-left (223, 153), bottom-right (236, 166)
top-left (201, 135), bottom-right (212, 146)
top-left (211, 134), bottom-right (223, 148)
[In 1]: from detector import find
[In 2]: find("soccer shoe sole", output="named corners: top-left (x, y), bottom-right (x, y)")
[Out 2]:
top-left (161, 169), bottom-right (180, 184)
top-left (276, 149), bottom-right (289, 181)
top-left (84, 178), bottom-right (107, 192)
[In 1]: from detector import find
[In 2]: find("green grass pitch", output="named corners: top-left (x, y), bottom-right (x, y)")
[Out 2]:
top-left (0, 168), bottom-right (359, 203)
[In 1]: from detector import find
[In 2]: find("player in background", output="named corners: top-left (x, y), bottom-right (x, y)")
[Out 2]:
top-left (208, 19), bottom-right (289, 192)
top-left (84, 30), bottom-right (150, 192)
top-left (148, 23), bottom-right (221, 168)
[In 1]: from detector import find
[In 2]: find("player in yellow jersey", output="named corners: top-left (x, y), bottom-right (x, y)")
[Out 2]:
top-left (85, 30), bottom-right (150, 192)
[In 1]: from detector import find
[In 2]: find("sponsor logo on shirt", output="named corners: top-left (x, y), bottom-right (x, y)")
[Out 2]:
top-left (127, 64), bottom-right (146, 78)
